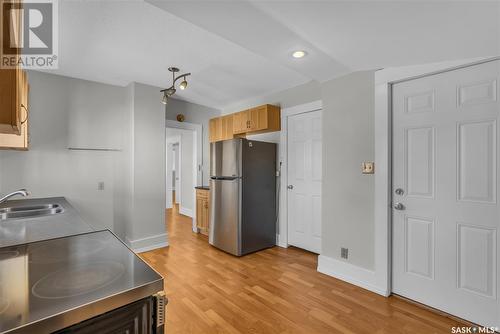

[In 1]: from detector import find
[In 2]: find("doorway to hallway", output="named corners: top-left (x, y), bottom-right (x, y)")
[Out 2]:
top-left (165, 120), bottom-right (202, 233)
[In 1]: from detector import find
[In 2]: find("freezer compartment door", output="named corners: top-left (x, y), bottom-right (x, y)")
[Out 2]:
top-left (210, 139), bottom-right (242, 177)
top-left (209, 178), bottom-right (241, 255)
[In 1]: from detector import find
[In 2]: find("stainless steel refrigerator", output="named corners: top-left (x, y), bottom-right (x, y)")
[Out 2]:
top-left (209, 138), bottom-right (277, 256)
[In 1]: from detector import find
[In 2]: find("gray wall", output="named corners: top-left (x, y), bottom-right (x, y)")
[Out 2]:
top-left (130, 83), bottom-right (167, 243)
top-left (222, 73), bottom-right (376, 271)
top-left (321, 71), bottom-right (375, 269)
top-left (0, 71), bottom-right (125, 233)
top-left (166, 98), bottom-right (220, 186)
top-left (113, 82), bottom-right (135, 240)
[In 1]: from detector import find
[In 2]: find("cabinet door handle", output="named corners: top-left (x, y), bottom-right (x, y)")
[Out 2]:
top-left (20, 104), bottom-right (28, 124)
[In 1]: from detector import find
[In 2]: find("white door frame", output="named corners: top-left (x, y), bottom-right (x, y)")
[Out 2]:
top-left (166, 136), bottom-right (181, 209)
top-left (278, 100), bottom-right (323, 248)
top-left (166, 120), bottom-right (202, 233)
top-left (374, 56), bottom-right (500, 297)
top-left (173, 143), bottom-right (180, 202)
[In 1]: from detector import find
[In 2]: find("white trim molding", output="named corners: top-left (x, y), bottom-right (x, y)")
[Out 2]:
top-left (126, 233), bottom-right (169, 253)
top-left (179, 206), bottom-right (193, 218)
top-left (374, 56), bottom-right (499, 298)
top-left (166, 120), bottom-right (202, 233)
top-left (318, 255), bottom-right (389, 296)
top-left (166, 135), bottom-right (181, 210)
top-left (278, 100), bottom-right (322, 248)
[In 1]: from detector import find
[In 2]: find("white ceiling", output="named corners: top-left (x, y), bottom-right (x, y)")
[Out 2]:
top-left (45, 0), bottom-right (499, 110)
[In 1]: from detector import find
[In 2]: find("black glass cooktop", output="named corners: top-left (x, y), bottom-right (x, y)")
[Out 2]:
top-left (0, 230), bottom-right (163, 334)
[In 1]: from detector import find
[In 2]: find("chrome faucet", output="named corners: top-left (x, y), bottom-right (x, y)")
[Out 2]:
top-left (0, 189), bottom-right (30, 204)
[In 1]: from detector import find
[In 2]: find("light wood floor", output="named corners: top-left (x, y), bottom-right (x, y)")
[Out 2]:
top-left (140, 202), bottom-right (467, 334)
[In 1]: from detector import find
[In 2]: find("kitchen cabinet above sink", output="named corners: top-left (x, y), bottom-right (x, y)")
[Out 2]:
top-left (0, 69), bottom-right (29, 150)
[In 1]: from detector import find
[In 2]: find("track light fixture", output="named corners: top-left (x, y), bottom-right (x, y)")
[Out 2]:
top-left (160, 67), bottom-right (191, 105)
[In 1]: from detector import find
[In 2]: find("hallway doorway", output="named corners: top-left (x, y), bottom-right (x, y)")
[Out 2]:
top-left (165, 120), bottom-right (202, 233)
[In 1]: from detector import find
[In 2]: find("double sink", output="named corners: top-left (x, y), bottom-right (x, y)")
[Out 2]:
top-left (0, 203), bottom-right (63, 220)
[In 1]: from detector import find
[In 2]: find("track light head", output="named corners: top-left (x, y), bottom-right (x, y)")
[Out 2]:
top-left (179, 80), bottom-right (188, 90)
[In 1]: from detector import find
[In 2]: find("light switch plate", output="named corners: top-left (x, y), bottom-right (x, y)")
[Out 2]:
top-left (341, 247), bottom-right (349, 259)
top-left (362, 162), bottom-right (375, 174)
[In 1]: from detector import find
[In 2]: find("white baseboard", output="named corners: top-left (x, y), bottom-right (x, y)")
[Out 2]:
top-left (317, 255), bottom-right (389, 296)
top-left (179, 206), bottom-right (193, 218)
top-left (126, 233), bottom-right (169, 253)
top-left (276, 234), bottom-right (288, 248)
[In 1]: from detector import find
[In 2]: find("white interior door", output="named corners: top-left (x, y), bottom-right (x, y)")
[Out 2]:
top-left (287, 109), bottom-right (322, 253)
top-left (392, 59), bottom-right (500, 327)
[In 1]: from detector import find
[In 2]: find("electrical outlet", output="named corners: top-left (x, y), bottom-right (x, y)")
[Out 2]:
top-left (341, 247), bottom-right (349, 259)
top-left (98, 182), bottom-right (105, 191)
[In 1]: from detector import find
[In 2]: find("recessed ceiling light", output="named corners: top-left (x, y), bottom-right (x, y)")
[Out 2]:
top-left (292, 50), bottom-right (307, 59)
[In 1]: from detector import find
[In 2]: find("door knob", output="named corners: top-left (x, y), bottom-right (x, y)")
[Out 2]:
top-left (394, 202), bottom-right (405, 210)
top-left (287, 185), bottom-right (294, 190)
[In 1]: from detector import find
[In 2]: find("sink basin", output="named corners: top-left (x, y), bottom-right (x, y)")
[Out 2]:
top-left (0, 204), bottom-right (64, 220)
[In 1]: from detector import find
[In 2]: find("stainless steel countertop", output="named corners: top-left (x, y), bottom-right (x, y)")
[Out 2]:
top-left (0, 197), bottom-right (94, 248)
top-left (0, 230), bottom-right (163, 334)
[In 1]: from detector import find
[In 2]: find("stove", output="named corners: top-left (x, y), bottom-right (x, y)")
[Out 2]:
top-left (0, 230), bottom-right (164, 334)
top-left (31, 261), bottom-right (126, 299)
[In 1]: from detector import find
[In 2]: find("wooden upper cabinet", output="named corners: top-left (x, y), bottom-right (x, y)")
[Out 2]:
top-left (209, 115), bottom-right (235, 142)
top-left (220, 115), bottom-right (233, 140)
top-left (210, 104), bottom-right (280, 143)
top-left (209, 118), bottom-right (219, 143)
top-left (0, 69), bottom-right (21, 135)
top-left (234, 104), bottom-right (280, 134)
top-left (0, 2), bottom-right (24, 136)
top-left (2, 0), bottom-right (22, 58)
top-left (0, 70), bottom-right (29, 150)
top-left (0, 0), bottom-right (29, 150)
top-left (232, 110), bottom-right (248, 134)
top-left (248, 105), bottom-right (268, 132)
